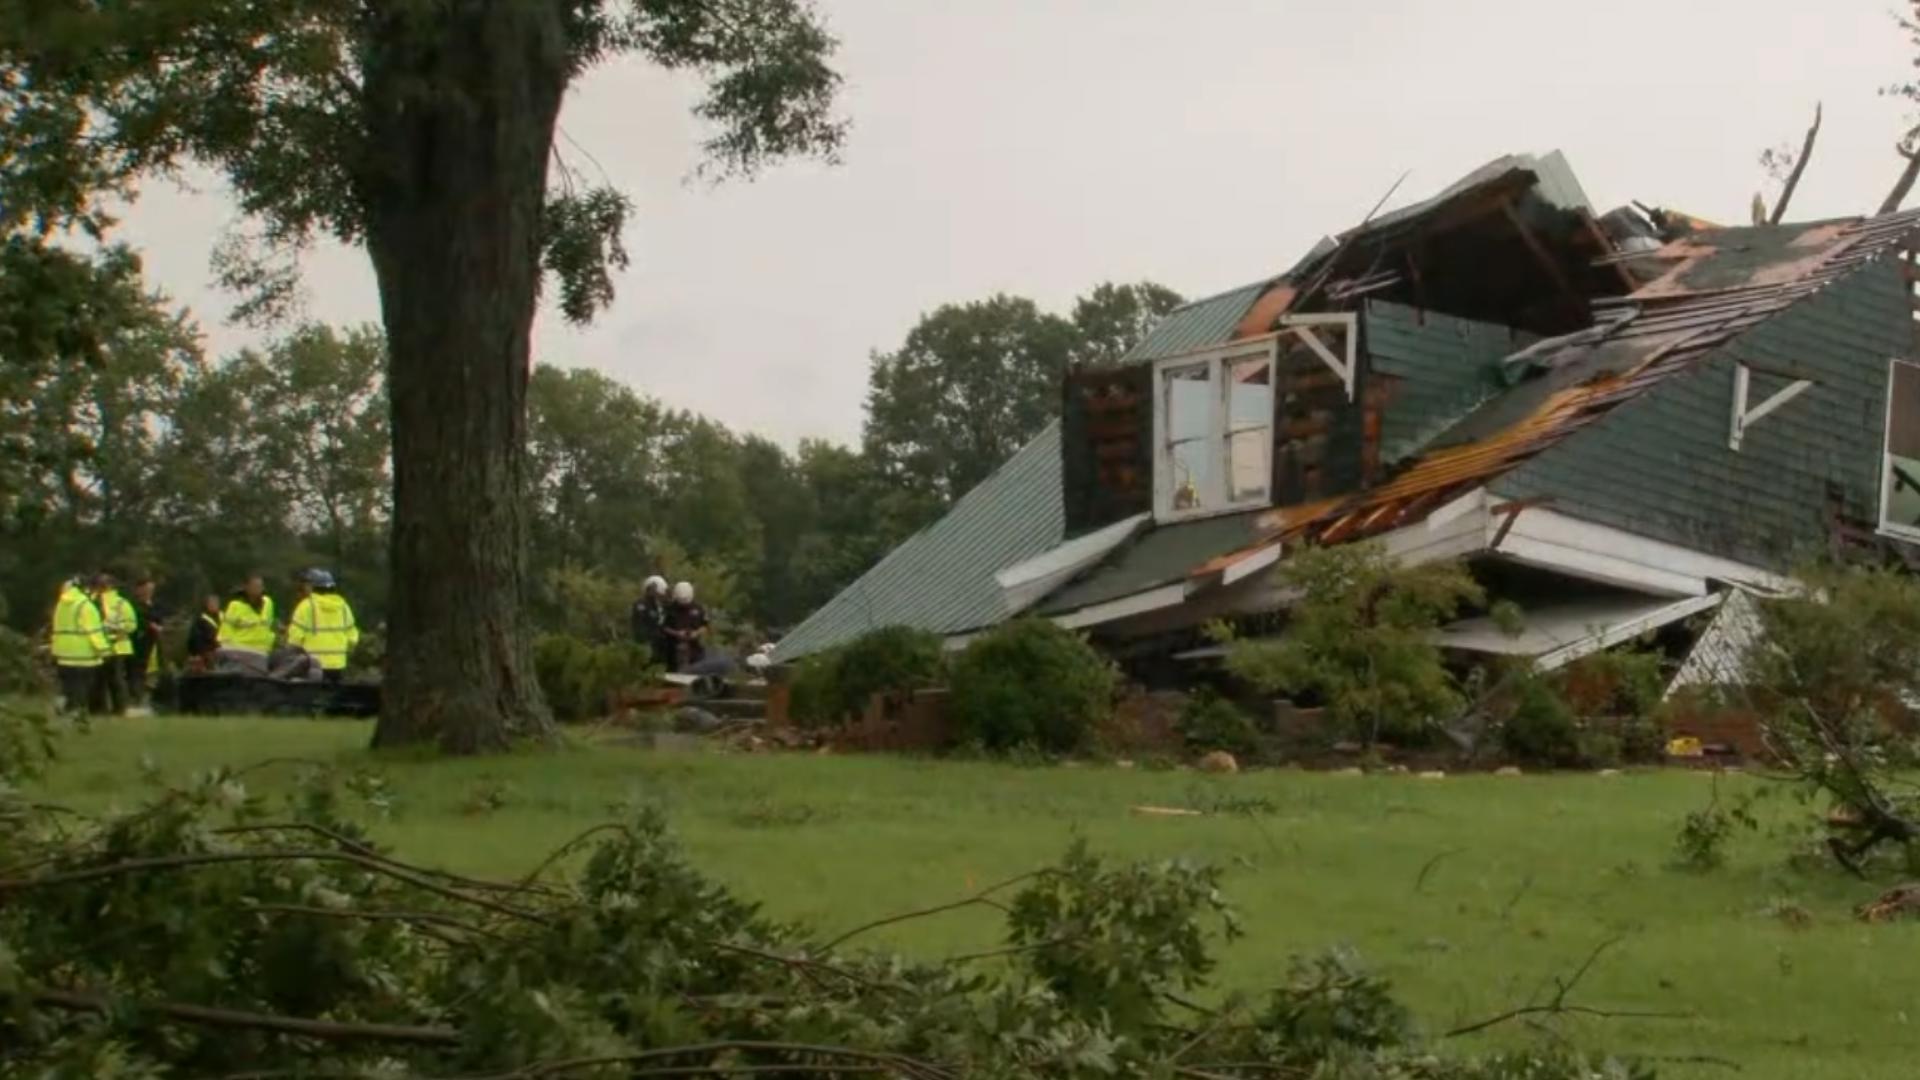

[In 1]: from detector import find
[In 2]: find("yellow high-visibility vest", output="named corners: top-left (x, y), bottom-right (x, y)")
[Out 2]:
top-left (51, 585), bottom-right (109, 668)
top-left (101, 588), bottom-right (136, 657)
top-left (287, 592), bottom-right (359, 671)
top-left (218, 595), bottom-right (277, 654)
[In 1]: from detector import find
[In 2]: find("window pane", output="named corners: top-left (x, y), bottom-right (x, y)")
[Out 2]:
top-left (1226, 355), bottom-right (1272, 428)
top-left (1890, 362), bottom-right (1920, 531)
top-left (1163, 363), bottom-right (1213, 512)
top-left (1228, 429), bottom-right (1270, 502)
top-left (1226, 356), bottom-right (1272, 502)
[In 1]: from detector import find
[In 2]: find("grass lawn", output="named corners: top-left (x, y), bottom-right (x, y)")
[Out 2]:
top-left (23, 715), bottom-right (1920, 1080)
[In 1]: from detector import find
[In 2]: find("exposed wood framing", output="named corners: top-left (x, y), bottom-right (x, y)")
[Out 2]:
top-left (1503, 201), bottom-right (1581, 310)
top-left (1277, 313), bottom-right (1358, 401)
top-left (1728, 362), bottom-right (1814, 451)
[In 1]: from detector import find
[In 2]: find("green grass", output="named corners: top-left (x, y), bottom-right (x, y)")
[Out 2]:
top-left (25, 716), bottom-right (1920, 1080)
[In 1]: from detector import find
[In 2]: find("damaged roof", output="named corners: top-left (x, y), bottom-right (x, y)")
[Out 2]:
top-left (1232, 206), bottom-right (1920, 557)
top-left (782, 147), bottom-right (1920, 659)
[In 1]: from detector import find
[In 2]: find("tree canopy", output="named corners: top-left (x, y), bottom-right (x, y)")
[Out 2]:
top-left (863, 282), bottom-right (1183, 503)
top-left (0, 0), bottom-right (849, 752)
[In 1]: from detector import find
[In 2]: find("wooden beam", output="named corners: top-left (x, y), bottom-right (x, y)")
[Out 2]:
top-left (1503, 201), bottom-right (1582, 311)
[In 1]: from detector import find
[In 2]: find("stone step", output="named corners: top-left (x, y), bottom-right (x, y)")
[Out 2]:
top-left (699, 697), bottom-right (769, 720)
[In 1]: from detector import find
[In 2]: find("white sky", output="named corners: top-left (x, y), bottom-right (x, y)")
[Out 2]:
top-left (115, 0), bottom-right (1915, 449)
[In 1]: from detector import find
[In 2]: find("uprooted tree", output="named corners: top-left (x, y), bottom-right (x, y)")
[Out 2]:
top-left (0, 0), bottom-right (846, 753)
top-left (0, 709), bottom-right (1654, 1078)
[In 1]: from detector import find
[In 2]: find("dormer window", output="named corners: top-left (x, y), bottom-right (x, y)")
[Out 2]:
top-left (1153, 340), bottom-right (1276, 521)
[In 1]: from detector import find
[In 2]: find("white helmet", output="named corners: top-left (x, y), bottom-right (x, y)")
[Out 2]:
top-left (643, 575), bottom-right (668, 595)
top-left (671, 581), bottom-right (695, 603)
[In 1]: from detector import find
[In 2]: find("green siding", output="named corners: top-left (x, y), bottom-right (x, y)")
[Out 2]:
top-left (1492, 261), bottom-right (1911, 569)
top-left (1364, 300), bottom-right (1531, 463)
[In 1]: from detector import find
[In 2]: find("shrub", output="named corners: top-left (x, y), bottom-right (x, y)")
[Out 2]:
top-left (0, 625), bottom-right (50, 697)
top-left (1226, 543), bottom-right (1481, 745)
top-left (1558, 649), bottom-right (1664, 718)
top-left (532, 633), bottom-right (658, 723)
top-left (1497, 674), bottom-right (1581, 767)
top-left (786, 625), bottom-right (945, 729)
top-left (1178, 689), bottom-right (1258, 757)
top-left (948, 619), bottom-right (1116, 754)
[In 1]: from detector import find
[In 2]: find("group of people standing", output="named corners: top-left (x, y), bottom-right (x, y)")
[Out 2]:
top-left (51, 567), bottom-right (361, 715)
top-left (629, 576), bottom-right (710, 672)
top-left (49, 572), bottom-right (163, 717)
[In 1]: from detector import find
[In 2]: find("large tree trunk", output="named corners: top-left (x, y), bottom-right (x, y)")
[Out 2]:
top-left (358, 2), bottom-right (567, 753)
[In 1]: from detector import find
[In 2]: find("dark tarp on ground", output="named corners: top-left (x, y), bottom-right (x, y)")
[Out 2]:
top-left (159, 673), bottom-right (381, 718)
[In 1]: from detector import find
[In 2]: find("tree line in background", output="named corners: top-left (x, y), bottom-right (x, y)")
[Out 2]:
top-left (0, 233), bottom-right (1181, 653)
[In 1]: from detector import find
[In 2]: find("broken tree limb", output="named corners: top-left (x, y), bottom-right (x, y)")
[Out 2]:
top-left (1442, 937), bottom-right (1688, 1039)
top-left (1770, 103), bottom-right (1821, 225)
top-left (1881, 139), bottom-right (1920, 215)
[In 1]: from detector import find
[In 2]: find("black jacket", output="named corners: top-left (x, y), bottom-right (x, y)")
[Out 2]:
top-left (186, 610), bottom-right (221, 657)
top-left (630, 597), bottom-right (666, 646)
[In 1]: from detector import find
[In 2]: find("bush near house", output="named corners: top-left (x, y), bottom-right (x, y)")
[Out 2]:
top-left (1226, 543), bottom-right (1482, 747)
top-left (787, 625), bottom-right (946, 729)
top-left (531, 634), bottom-right (658, 723)
top-left (1177, 688), bottom-right (1260, 759)
top-left (1492, 650), bottom-right (1668, 769)
top-left (948, 618), bottom-right (1117, 754)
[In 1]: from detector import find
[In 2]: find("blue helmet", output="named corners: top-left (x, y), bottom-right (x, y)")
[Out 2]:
top-left (301, 568), bottom-right (338, 590)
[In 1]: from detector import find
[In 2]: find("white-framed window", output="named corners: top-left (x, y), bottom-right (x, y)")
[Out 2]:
top-left (1880, 358), bottom-right (1920, 542)
top-left (1152, 340), bottom-right (1276, 521)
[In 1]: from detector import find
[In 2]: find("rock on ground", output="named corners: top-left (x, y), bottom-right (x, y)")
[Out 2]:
top-left (1196, 750), bottom-right (1239, 774)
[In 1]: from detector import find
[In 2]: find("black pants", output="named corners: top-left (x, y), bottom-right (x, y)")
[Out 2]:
top-left (94, 656), bottom-right (130, 716)
top-left (128, 644), bottom-right (155, 704)
top-left (58, 666), bottom-right (101, 715)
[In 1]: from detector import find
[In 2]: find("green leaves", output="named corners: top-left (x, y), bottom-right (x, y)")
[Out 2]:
top-left (1, 758), bottom-right (1653, 1079)
top-left (540, 186), bottom-right (633, 325)
top-left (1227, 542), bottom-right (1483, 745)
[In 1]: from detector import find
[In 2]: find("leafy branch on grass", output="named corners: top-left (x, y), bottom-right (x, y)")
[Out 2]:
top-left (1, 727), bottom-right (1655, 1079)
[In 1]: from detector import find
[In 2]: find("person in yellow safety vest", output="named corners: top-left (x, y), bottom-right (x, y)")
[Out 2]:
top-left (92, 572), bottom-right (135, 716)
top-left (50, 576), bottom-right (110, 715)
top-left (287, 568), bottom-right (358, 683)
top-left (219, 573), bottom-right (278, 655)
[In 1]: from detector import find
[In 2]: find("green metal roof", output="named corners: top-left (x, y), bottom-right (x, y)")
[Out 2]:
top-left (1119, 279), bottom-right (1269, 364)
top-left (1365, 300), bottom-right (1533, 464)
top-left (1358, 150), bottom-right (1593, 239)
top-left (771, 422), bottom-right (1065, 661)
top-left (1036, 509), bottom-right (1268, 615)
top-left (1491, 259), bottom-right (1911, 569)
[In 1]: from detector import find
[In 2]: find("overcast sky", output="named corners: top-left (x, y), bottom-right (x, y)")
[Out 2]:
top-left (115, 0), bottom-right (1914, 449)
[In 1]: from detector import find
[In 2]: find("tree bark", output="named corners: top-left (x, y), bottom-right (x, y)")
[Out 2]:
top-left (1881, 144), bottom-right (1920, 216)
top-left (1769, 102), bottom-right (1821, 225)
top-left (358, 2), bottom-right (566, 752)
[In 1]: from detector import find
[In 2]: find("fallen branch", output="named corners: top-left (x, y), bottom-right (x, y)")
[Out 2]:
top-left (1443, 937), bottom-right (1686, 1038)
top-left (245, 901), bottom-right (504, 941)
top-left (1412, 848), bottom-right (1463, 895)
top-left (818, 870), bottom-right (1042, 952)
top-left (219, 821), bottom-right (562, 896)
top-left (453, 1040), bottom-right (955, 1080)
top-left (0, 849), bottom-right (546, 924)
top-left (32, 987), bottom-right (458, 1045)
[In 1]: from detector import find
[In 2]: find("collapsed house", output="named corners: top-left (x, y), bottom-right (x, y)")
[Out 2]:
top-left (775, 152), bottom-right (1920, 688)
